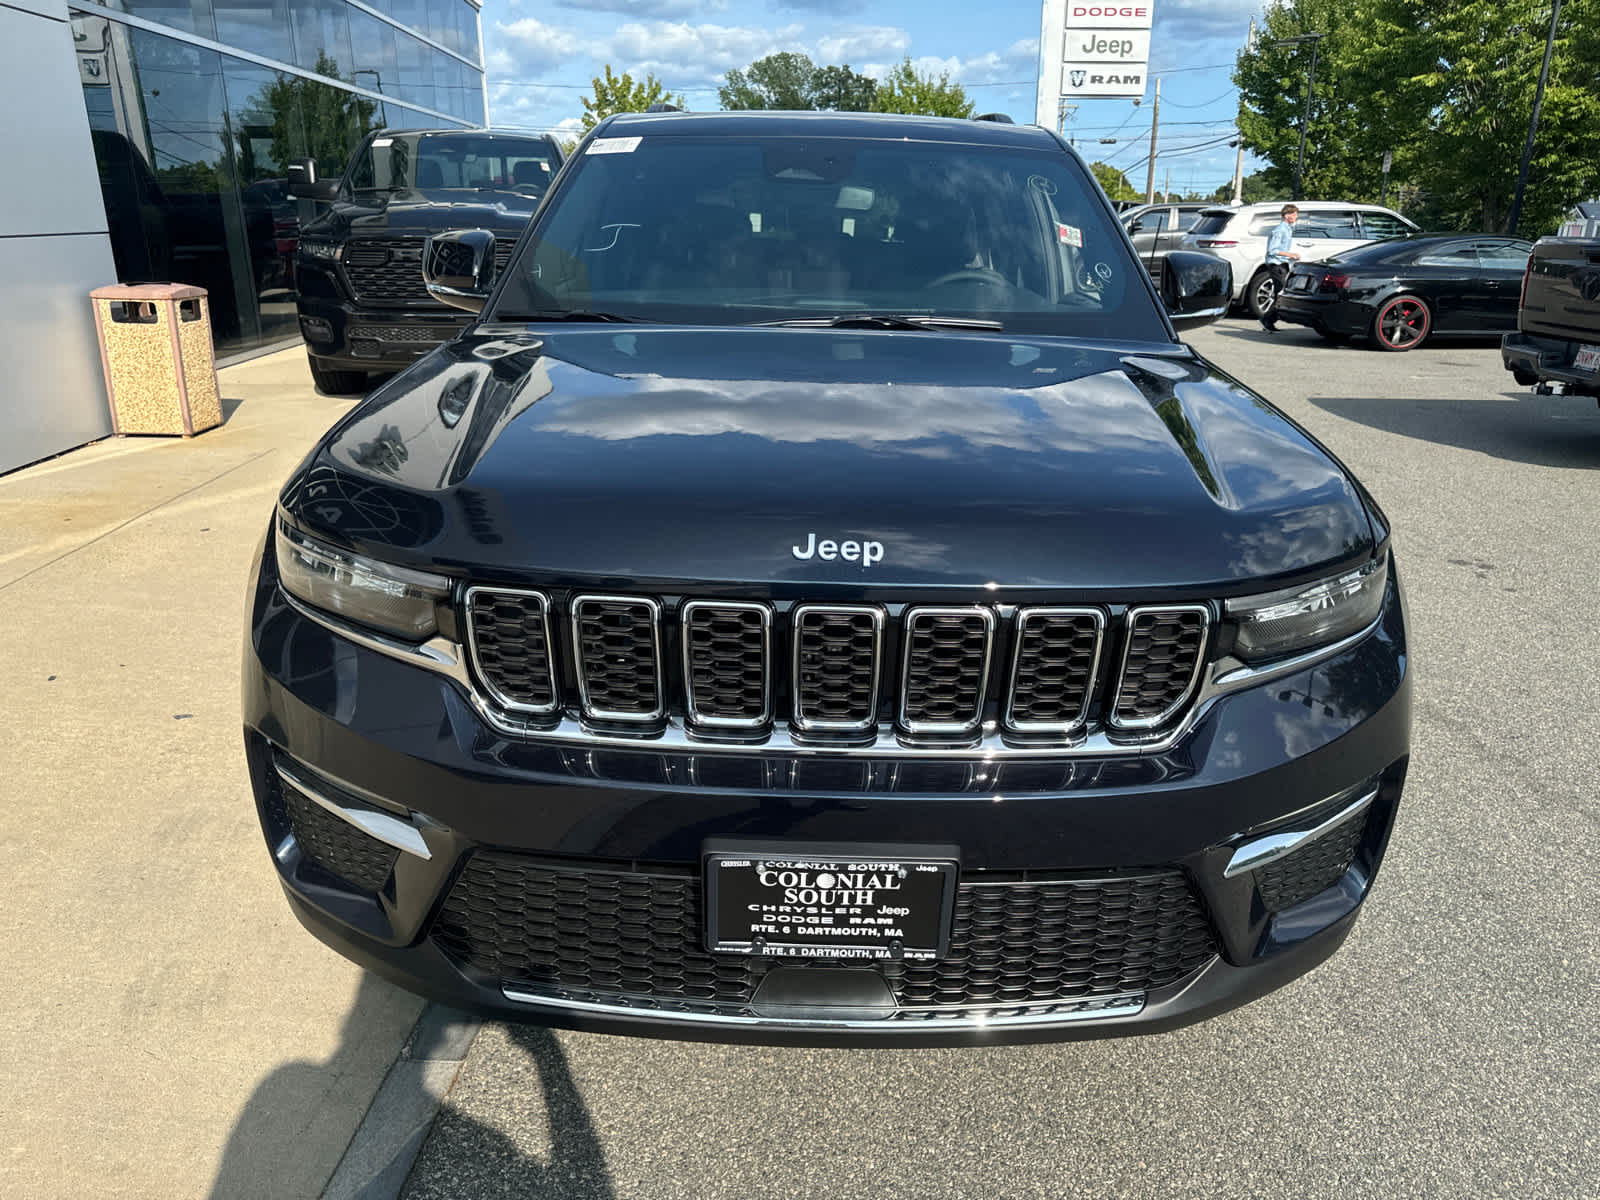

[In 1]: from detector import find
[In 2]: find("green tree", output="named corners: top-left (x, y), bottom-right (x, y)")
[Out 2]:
top-left (258, 53), bottom-right (381, 171)
top-left (719, 52), bottom-right (817, 110)
top-left (580, 66), bottom-right (683, 133)
top-left (1090, 161), bottom-right (1139, 202)
top-left (1207, 171), bottom-right (1287, 204)
top-left (811, 64), bottom-right (877, 111)
top-left (872, 59), bottom-right (975, 118)
top-left (1234, 0), bottom-right (1600, 233)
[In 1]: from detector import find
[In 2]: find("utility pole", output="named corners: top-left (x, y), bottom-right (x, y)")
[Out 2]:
top-left (1274, 33), bottom-right (1324, 201)
top-left (1163, 167), bottom-right (1170, 202)
top-left (1231, 138), bottom-right (1245, 204)
top-left (1509, 0), bottom-right (1563, 235)
top-left (1144, 77), bottom-right (1161, 203)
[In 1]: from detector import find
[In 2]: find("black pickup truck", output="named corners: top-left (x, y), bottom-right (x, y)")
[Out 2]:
top-left (1501, 235), bottom-right (1600, 404)
top-left (291, 129), bottom-right (563, 394)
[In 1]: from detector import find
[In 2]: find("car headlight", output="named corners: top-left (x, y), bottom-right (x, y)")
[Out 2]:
top-left (299, 239), bottom-right (340, 262)
top-left (1226, 556), bottom-right (1388, 662)
top-left (275, 518), bottom-right (449, 640)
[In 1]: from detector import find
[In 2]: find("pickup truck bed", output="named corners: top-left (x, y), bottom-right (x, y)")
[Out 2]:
top-left (1502, 236), bottom-right (1600, 402)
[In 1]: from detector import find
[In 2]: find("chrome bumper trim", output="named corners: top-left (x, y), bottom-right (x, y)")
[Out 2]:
top-left (500, 986), bottom-right (1146, 1029)
top-left (1224, 784), bottom-right (1379, 878)
top-left (273, 758), bottom-right (433, 861)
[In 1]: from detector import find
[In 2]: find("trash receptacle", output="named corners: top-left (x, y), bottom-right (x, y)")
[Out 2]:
top-left (90, 283), bottom-right (223, 437)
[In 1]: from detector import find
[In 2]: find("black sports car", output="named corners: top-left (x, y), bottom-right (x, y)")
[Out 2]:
top-left (244, 110), bottom-right (1410, 1045)
top-left (1275, 233), bottom-right (1532, 350)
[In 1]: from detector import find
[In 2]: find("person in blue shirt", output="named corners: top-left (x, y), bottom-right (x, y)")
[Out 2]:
top-left (1259, 203), bottom-right (1300, 332)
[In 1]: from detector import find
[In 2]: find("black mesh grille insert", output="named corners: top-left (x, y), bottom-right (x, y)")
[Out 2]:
top-left (573, 598), bottom-right (661, 718)
top-left (1114, 608), bottom-right (1208, 726)
top-left (901, 609), bottom-right (991, 732)
top-left (431, 855), bottom-right (1219, 1012)
top-left (279, 777), bottom-right (398, 893)
top-left (1258, 805), bottom-right (1369, 913)
top-left (684, 603), bottom-right (769, 725)
top-left (1007, 609), bottom-right (1104, 730)
top-left (793, 607), bottom-right (881, 730)
top-left (468, 590), bottom-right (556, 712)
top-left (344, 238), bottom-right (514, 305)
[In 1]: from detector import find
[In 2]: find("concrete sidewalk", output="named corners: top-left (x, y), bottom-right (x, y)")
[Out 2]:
top-left (0, 349), bottom-right (425, 1199)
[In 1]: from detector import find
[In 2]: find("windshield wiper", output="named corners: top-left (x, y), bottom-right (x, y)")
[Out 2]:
top-left (496, 309), bottom-right (650, 324)
top-left (754, 313), bottom-right (1005, 332)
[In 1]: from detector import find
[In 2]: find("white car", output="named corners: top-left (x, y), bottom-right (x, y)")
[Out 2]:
top-left (1180, 202), bottom-right (1418, 317)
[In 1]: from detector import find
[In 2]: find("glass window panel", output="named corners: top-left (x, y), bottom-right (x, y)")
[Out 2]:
top-left (383, 0), bottom-right (426, 42)
top-left (290, 0), bottom-right (353, 79)
top-left (348, 8), bottom-right (399, 99)
top-left (85, 0), bottom-right (215, 41)
top-left (213, 0), bottom-right (294, 63)
top-left (1359, 212), bottom-right (1410, 238)
top-left (456, 1), bottom-right (479, 63)
top-left (393, 29), bottom-right (435, 114)
top-left (424, 0), bottom-right (453, 52)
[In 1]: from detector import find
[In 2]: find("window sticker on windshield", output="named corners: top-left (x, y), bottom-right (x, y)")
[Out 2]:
top-left (372, 137), bottom-right (393, 147)
top-left (588, 137), bottom-right (642, 155)
top-left (1057, 223), bottom-right (1083, 248)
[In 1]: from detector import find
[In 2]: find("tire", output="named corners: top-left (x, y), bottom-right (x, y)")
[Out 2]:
top-left (1245, 269), bottom-right (1279, 319)
top-left (308, 354), bottom-right (368, 396)
top-left (1370, 294), bottom-right (1432, 352)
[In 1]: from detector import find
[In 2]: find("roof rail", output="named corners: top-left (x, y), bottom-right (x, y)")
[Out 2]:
top-left (973, 112), bottom-right (1014, 123)
top-left (645, 102), bottom-right (683, 113)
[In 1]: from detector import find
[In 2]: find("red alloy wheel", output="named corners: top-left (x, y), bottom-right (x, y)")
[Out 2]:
top-left (1373, 295), bottom-right (1431, 351)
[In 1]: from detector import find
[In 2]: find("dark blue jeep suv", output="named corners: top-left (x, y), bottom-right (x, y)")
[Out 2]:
top-left (243, 110), bottom-right (1410, 1045)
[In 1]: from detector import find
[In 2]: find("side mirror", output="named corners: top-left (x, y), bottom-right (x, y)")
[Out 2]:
top-left (1127, 218), bottom-right (1145, 234)
top-left (1161, 250), bottom-right (1231, 331)
top-left (288, 158), bottom-right (337, 201)
top-left (424, 229), bottom-right (497, 313)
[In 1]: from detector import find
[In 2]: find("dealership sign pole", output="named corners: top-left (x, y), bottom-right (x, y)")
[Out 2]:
top-left (1036, 0), bottom-right (1156, 125)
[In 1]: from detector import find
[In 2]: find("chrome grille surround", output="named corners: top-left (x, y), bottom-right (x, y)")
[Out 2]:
top-left (898, 606), bottom-right (996, 737)
top-left (791, 604), bottom-right (885, 735)
top-left (1110, 604), bottom-right (1211, 731)
top-left (1004, 607), bottom-right (1106, 735)
top-left (464, 586), bottom-right (559, 716)
top-left (570, 594), bottom-right (665, 722)
top-left (681, 600), bottom-right (773, 730)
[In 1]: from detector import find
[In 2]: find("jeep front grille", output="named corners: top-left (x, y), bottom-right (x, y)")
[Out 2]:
top-left (463, 591), bottom-right (1212, 746)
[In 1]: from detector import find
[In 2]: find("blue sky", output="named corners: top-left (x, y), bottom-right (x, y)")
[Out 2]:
top-left (477, 0), bottom-right (1266, 197)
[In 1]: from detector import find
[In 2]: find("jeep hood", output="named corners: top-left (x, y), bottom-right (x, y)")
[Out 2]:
top-left (289, 327), bottom-right (1375, 592)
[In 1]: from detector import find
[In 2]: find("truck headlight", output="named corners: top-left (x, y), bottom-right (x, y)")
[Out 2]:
top-left (1226, 556), bottom-right (1388, 662)
top-left (275, 517), bottom-right (449, 640)
top-left (299, 239), bottom-right (340, 262)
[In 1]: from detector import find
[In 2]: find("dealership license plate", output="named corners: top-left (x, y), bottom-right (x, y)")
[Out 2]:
top-left (1288, 274), bottom-right (1312, 291)
top-left (704, 842), bottom-right (958, 961)
top-left (1574, 344), bottom-right (1600, 372)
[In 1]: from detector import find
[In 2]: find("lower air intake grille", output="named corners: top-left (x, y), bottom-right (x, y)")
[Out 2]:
top-left (1007, 608), bottom-right (1104, 732)
top-left (467, 589), bottom-right (557, 713)
top-left (1258, 805), bottom-right (1369, 913)
top-left (572, 596), bottom-right (663, 720)
top-left (431, 855), bottom-right (1219, 1013)
top-left (278, 776), bottom-right (398, 893)
top-left (1113, 607), bottom-right (1209, 727)
top-left (793, 606), bottom-right (883, 732)
top-left (900, 608), bottom-right (993, 734)
top-left (683, 602), bottom-right (770, 727)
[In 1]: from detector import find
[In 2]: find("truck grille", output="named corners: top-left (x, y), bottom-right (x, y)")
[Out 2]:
top-left (464, 591), bottom-right (1211, 744)
top-left (431, 854), bottom-right (1218, 1014)
top-left (343, 238), bottom-right (514, 306)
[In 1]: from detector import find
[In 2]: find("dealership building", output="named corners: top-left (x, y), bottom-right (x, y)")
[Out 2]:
top-left (1, 0), bottom-right (487, 473)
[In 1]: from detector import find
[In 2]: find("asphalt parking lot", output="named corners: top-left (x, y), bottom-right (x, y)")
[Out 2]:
top-left (396, 320), bottom-right (1600, 1200)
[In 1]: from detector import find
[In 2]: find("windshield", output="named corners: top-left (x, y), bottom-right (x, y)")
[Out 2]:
top-left (346, 133), bottom-right (558, 197)
top-left (491, 134), bottom-right (1166, 338)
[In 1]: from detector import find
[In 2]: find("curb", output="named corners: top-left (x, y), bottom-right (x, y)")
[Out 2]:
top-left (320, 1004), bottom-right (482, 1200)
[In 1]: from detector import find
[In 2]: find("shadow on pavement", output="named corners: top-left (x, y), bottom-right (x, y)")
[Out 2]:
top-left (401, 1027), bottom-right (616, 1200)
top-left (207, 971), bottom-right (415, 1200)
top-left (1306, 390), bottom-right (1600, 468)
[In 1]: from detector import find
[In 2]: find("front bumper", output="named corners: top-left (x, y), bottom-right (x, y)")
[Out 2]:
top-left (297, 293), bottom-right (474, 373)
top-left (243, 542), bottom-right (1411, 1046)
top-left (1502, 331), bottom-right (1600, 396)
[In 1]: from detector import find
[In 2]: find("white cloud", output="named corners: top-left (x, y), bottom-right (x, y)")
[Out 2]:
top-left (886, 38), bottom-right (1038, 87)
top-left (1156, 0), bottom-right (1258, 45)
top-left (492, 18), bottom-right (593, 74)
top-left (814, 26), bottom-right (911, 64)
top-left (555, 0), bottom-right (729, 16)
top-left (609, 21), bottom-right (807, 84)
